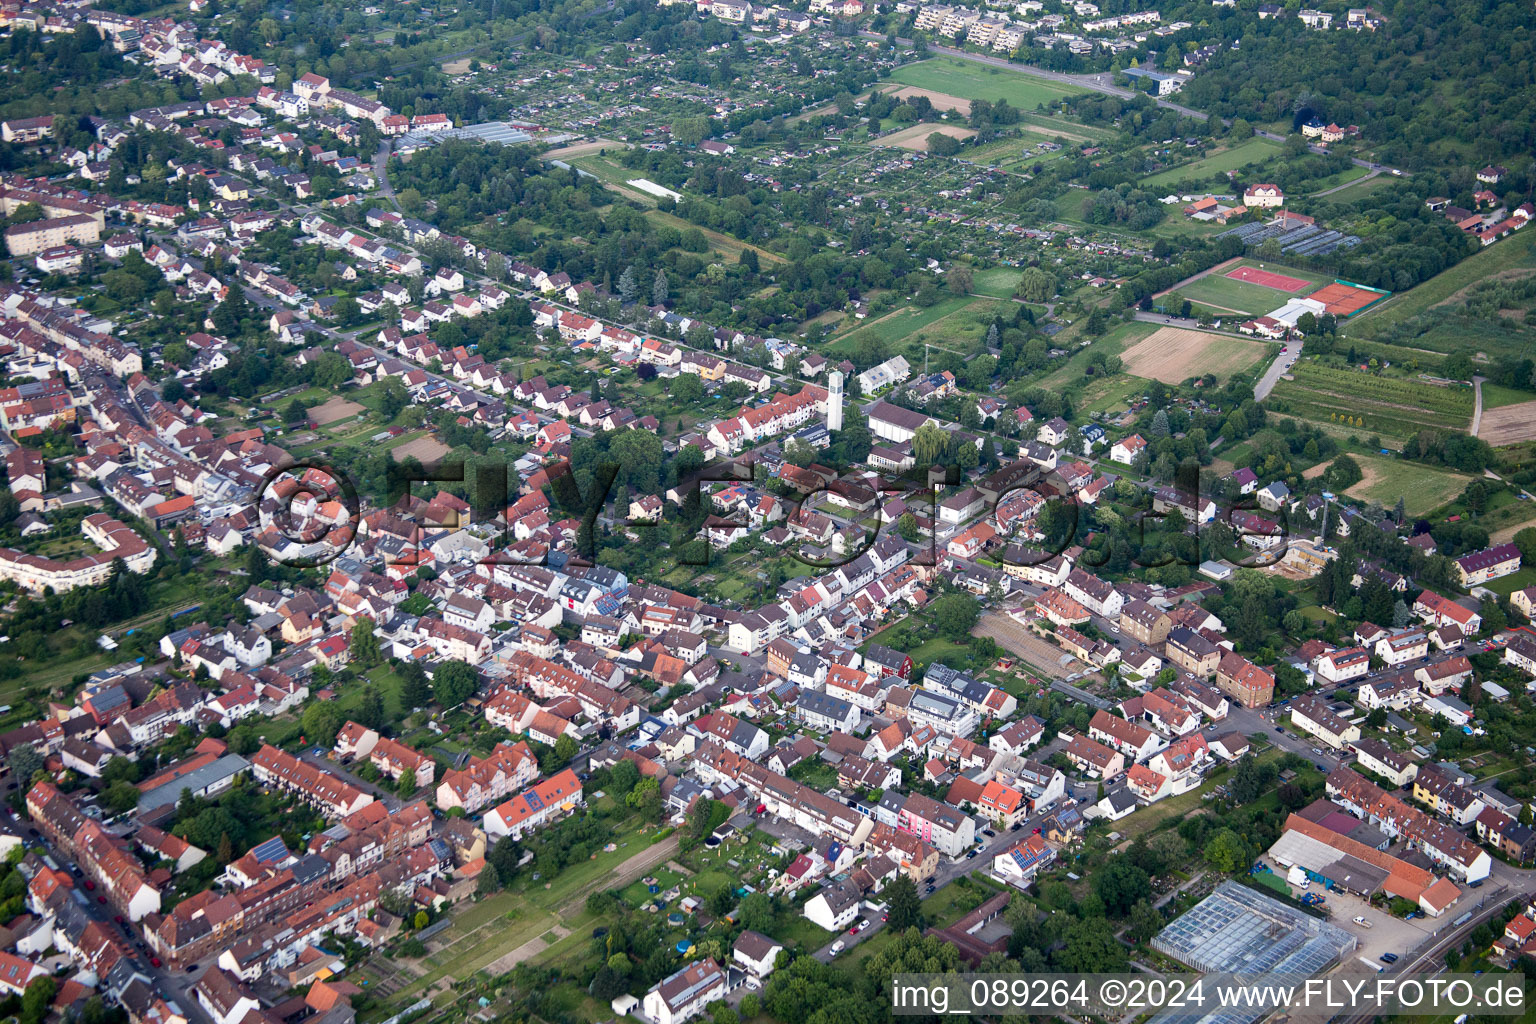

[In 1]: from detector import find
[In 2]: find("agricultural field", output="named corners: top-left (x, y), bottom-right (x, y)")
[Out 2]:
top-left (1477, 401), bottom-right (1536, 447)
top-left (1140, 137), bottom-right (1285, 189)
top-left (1118, 326), bottom-right (1270, 384)
top-left (1269, 362), bottom-right (1474, 442)
top-left (887, 56), bottom-right (1087, 110)
top-left (880, 122), bottom-right (978, 151)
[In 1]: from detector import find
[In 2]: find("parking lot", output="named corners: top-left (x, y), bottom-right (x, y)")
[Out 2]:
top-left (1256, 857), bottom-right (1440, 964)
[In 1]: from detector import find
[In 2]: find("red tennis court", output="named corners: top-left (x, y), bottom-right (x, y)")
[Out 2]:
top-left (1309, 281), bottom-right (1386, 317)
top-left (1225, 266), bottom-right (1312, 292)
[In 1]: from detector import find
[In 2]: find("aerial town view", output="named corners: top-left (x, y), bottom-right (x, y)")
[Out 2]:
top-left (0, 0), bottom-right (1529, 1021)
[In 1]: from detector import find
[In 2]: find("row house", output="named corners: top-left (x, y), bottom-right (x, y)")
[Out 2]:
top-left (435, 741), bottom-right (538, 814)
top-left (251, 745), bottom-right (373, 818)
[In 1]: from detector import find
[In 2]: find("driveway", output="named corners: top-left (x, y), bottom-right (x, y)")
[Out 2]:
top-left (1254, 339), bottom-right (1303, 400)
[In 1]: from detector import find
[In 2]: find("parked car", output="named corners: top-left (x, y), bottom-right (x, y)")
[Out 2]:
top-left (1380, 952), bottom-right (1399, 964)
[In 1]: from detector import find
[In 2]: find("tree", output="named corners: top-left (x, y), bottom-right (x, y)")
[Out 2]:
top-left (1203, 828), bottom-right (1252, 873)
top-left (552, 733), bottom-right (578, 766)
top-left (885, 874), bottom-right (922, 930)
top-left (617, 266), bottom-right (638, 305)
top-left (653, 268), bottom-right (669, 307)
top-left (673, 374), bottom-right (705, 404)
top-left (351, 617), bottom-right (380, 667)
top-left (1053, 918), bottom-right (1126, 972)
top-left (7, 743), bottom-right (41, 783)
top-left (477, 860), bottom-right (501, 896)
top-left (928, 593), bottom-right (980, 641)
top-left (212, 286), bottom-right (249, 336)
top-left (736, 891), bottom-right (774, 933)
top-left (1017, 266), bottom-right (1054, 303)
top-left (301, 702), bottom-right (345, 747)
top-left (20, 976), bottom-right (55, 1024)
top-left (400, 661), bottom-right (430, 709)
top-left (1127, 899), bottom-right (1164, 943)
top-left (1150, 408), bottom-right (1170, 438)
top-left (627, 775), bottom-right (662, 821)
top-left (102, 780), bottom-right (142, 814)
top-left (282, 398), bottom-right (307, 424)
top-left (609, 757), bottom-right (640, 799)
top-left (1513, 527), bottom-right (1536, 566)
top-left (897, 512), bottom-right (921, 543)
top-left (378, 377), bottom-right (409, 422)
top-left (1093, 860), bottom-right (1150, 917)
top-left (946, 264), bottom-right (973, 295)
top-left (433, 660), bottom-right (479, 708)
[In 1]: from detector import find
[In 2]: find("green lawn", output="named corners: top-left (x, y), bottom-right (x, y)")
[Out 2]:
top-left (1482, 565), bottom-right (1536, 597)
top-left (887, 56), bottom-right (1086, 109)
top-left (1140, 137), bottom-right (1285, 189)
top-left (1482, 382), bottom-right (1535, 410)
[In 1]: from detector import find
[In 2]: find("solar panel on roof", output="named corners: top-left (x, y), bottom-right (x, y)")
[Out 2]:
top-left (251, 836), bottom-right (290, 863)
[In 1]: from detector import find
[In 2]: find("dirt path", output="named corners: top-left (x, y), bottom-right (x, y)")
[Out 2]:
top-left (1472, 375), bottom-right (1485, 436)
top-left (480, 925), bottom-right (570, 975)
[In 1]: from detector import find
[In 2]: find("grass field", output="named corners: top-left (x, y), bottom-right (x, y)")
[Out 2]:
top-left (971, 266), bottom-right (1023, 298)
top-left (1339, 454), bottom-right (1473, 516)
top-left (1482, 566), bottom-right (1536, 597)
top-left (828, 294), bottom-right (1007, 359)
top-left (1141, 137), bottom-right (1285, 189)
top-left (1270, 363), bottom-right (1473, 442)
top-left (1178, 265), bottom-right (1324, 317)
top-left (887, 56), bottom-right (1086, 110)
top-left (1037, 319), bottom-right (1147, 389)
top-left (642, 208), bottom-right (786, 266)
top-left (1346, 232), bottom-right (1536, 363)
top-left (1481, 382), bottom-right (1536, 410)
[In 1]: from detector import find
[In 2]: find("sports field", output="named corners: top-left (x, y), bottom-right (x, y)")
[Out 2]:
top-left (1179, 262), bottom-right (1324, 316)
top-left (1227, 266), bottom-right (1310, 292)
top-left (1310, 281), bottom-right (1390, 317)
top-left (887, 56), bottom-right (1086, 110)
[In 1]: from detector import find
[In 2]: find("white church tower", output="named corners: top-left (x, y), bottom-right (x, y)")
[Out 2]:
top-left (827, 369), bottom-right (844, 432)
